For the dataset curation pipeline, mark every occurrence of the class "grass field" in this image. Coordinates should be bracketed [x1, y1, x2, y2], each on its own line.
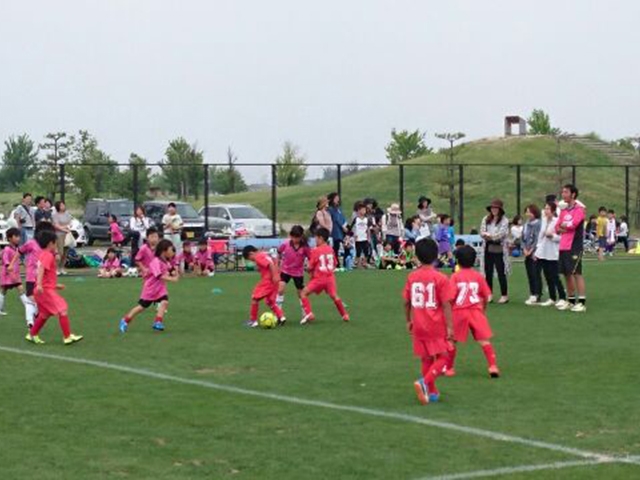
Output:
[1, 259, 640, 479]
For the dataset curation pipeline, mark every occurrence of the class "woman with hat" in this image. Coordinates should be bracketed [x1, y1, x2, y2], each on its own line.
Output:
[382, 203, 404, 253]
[480, 199, 511, 304]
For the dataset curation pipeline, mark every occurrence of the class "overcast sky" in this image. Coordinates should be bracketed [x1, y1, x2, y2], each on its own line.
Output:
[1, 0, 638, 182]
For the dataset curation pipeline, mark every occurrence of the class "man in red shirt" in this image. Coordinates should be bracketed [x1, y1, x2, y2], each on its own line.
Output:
[403, 238, 454, 405]
[299, 227, 349, 325]
[448, 245, 500, 378]
[242, 246, 286, 328]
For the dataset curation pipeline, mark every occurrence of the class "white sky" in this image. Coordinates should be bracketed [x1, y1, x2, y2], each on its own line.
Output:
[1, 0, 638, 182]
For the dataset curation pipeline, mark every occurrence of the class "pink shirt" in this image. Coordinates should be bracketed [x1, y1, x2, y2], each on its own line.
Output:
[141, 257, 170, 301]
[135, 244, 154, 269]
[556, 203, 585, 252]
[102, 257, 121, 270]
[19, 239, 41, 283]
[278, 241, 310, 277]
[194, 249, 213, 269]
[177, 250, 195, 266]
[110, 223, 125, 243]
[1, 245, 20, 286]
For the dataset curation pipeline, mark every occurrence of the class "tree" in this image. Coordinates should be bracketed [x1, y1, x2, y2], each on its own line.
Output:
[527, 109, 560, 135]
[435, 132, 466, 218]
[275, 142, 307, 187]
[0, 134, 39, 190]
[68, 130, 118, 203]
[161, 138, 204, 199]
[38, 132, 73, 198]
[213, 147, 248, 194]
[385, 129, 431, 164]
[115, 153, 152, 201]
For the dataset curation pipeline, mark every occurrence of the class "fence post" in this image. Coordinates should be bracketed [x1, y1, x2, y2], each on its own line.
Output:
[132, 163, 139, 207]
[271, 164, 277, 237]
[203, 164, 210, 233]
[571, 166, 577, 186]
[458, 165, 464, 235]
[336, 164, 342, 200]
[516, 165, 521, 216]
[625, 166, 630, 221]
[59, 162, 65, 203]
[399, 164, 405, 215]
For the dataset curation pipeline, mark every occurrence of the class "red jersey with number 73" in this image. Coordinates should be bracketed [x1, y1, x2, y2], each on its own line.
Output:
[308, 244, 336, 279]
[403, 266, 454, 340]
[450, 268, 492, 311]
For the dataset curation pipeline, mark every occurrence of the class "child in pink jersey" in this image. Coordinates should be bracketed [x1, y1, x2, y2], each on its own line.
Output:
[108, 214, 125, 247]
[0, 228, 30, 322]
[119, 239, 178, 333]
[176, 241, 195, 274]
[134, 227, 159, 275]
[193, 239, 215, 276]
[276, 225, 311, 309]
[98, 248, 123, 278]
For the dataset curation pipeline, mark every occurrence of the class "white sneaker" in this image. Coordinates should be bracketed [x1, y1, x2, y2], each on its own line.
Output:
[524, 296, 538, 306]
[555, 300, 571, 311]
[300, 312, 315, 325]
[570, 303, 587, 313]
[208, 271, 215, 277]
[0, 310, 7, 316]
[539, 299, 555, 307]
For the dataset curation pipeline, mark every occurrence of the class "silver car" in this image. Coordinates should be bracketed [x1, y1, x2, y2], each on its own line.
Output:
[199, 204, 279, 238]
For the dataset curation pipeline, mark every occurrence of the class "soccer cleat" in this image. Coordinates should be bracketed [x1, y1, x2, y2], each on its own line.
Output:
[444, 368, 456, 377]
[152, 321, 165, 331]
[25, 333, 45, 345]
[342, 314, 350, 322]
[0, 310, 7, 316]
[63, 334, 84, 345]
[428, 392, 440, 403]
[539, 299, 556, 307]
[489, 365, 501, 378]
[300, 312, 315, 325]
[277, 316, 287, 327]
[524, 296, 538, 306]
[119, 319, 128, 333]
[244, 320, 259, 328]
[555, 300, 571, 311]
[570, 303, 587, 313]
[413, 379, 429, 405]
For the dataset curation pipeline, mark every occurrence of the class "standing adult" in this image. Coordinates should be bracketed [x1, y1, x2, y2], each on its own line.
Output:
[129, 205, 151, 260]
[404, 216, 421, 242]
[34, 196, 52, 224]
[313, 196, 333, 236]
[556, 184, 586, 312]
[535, 200, 566, 308]
[382, 203, 404, 251]
[162, 202, 183, 251]
[15, 193, 35, 245]
[480, 199, 511, 304]
[52, 201, 73, 275]
[417, 196, 437, 238]
[327, 192, 346, 264]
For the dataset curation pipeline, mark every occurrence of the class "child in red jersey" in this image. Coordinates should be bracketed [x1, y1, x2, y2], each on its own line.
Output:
[403, 238, 454, 405]
[447, 245, 500, 378]
[242, 245, 286, 328]
[299, 227, 349, 325]
[120, 239, 178, 333]
[25, 230, 83, 345]
[194, 239, 215, 277]
[135, 227, 160, 275]
[0, 228, 30, 321]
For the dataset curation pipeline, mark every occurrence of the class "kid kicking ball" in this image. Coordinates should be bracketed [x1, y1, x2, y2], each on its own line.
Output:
[259, 312, 277, 329]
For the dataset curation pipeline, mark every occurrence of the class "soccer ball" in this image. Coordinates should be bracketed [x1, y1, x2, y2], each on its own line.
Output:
[126, 267, 139, 278]
[259, 312, 278, 329]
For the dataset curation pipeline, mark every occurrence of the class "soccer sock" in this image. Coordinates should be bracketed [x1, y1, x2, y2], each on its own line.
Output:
[25, 302, 36, 326]
[30, 313, 48, 336]
[424, 356, 448, 395]
[276, 294, 284, 304]
[333, 298, 347, 317]
[124, 315, 133, 323]
[0, 293, 5, 312]
[447, 345, 458, 370]
[579, 297, 586, 305]
[250, 302, 259, 321]
[568, 296, 576, 305]
[20, 293, 29, 307]
[58, 314, 71, 338]
[154, 315, 163, 324]
[301, 298, 312, 316]
[266, 300, 284, 319]
[481, 344, 497, 368]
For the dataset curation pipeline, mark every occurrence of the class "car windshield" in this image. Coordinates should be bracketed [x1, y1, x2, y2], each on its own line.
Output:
[228, 207, 266, 219]
[176, 204, 199, 219]
[110, 201, 134, 216]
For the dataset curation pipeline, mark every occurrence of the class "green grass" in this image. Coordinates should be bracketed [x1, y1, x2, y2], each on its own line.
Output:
[1, 259, 639, 479]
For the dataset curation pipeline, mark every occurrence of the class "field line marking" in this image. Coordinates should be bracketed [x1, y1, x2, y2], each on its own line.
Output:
[414, 458, 614, 480]
[2, 345, 639, 467]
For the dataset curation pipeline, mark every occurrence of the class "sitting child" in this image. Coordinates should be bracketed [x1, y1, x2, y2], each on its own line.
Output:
[342, 232, 355, 270]
[400, 239, 419, 269]
[98, 248, 123, 278]
[379, 240, 400, 270]
[177, 241, 195, 274]
[194, 239, 215, 277]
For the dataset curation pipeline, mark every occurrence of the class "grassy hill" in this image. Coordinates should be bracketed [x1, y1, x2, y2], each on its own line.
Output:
[218, 136, 638, 231]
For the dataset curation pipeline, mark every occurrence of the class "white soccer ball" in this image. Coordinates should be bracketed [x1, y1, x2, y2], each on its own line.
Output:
[126, 267, 139, 278]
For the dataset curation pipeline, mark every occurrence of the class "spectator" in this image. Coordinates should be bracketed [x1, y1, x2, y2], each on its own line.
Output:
[404, 216, 421, 242]
[522, 204, 542, 305]
[129, 205, 152, 260]
[15, 193, 35, 244]
[313, 196, 333, 235]
[163, 202, 184, 251]
[364, 198, 383, 258]
[535, 201, 566, 307]
[480, 199, 510, 304]
[34, 196, 51, 224]
[417, 196, 437, 236]
[606, 209, 617, 256]
[618, 215, 629, 252]
[382, 203, 403, 251]
[327, 192, 347, 264]
[509, 215, 523, 254]
[52, 201, 73, 276]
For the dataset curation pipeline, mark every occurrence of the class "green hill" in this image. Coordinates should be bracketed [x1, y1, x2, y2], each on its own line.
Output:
[219, 136, 637, 231]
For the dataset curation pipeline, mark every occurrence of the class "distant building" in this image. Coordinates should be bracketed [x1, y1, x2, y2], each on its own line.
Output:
[504, 116, 527, 136]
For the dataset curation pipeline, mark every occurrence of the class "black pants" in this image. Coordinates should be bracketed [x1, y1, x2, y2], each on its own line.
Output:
[537, 259, 566, 301]
[618, 236, 629, 251]
[484, 251, 508, 296]
[524, 256, 542, 298]
[332, 238, 342, 267]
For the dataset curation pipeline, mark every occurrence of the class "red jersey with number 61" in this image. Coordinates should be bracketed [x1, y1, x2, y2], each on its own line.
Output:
[308, 244, 336, 279]
[403, 266, 454, 340]
[450, 268, 492, 311]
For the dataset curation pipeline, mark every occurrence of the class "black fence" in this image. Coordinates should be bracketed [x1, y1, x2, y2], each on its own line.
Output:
[48, 162, 640, 236]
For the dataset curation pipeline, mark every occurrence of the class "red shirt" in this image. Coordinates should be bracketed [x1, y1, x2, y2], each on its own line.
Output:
[255, 252, 279, 283]
[403, 266, 453, 340]
[38, 250, 58, 290]
[308, 244, 337, 279]
[450, 268, 491, 311]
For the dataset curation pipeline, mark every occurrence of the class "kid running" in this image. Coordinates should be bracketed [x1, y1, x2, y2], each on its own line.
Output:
[119, 239, 178, 333]
[135, 227, 160, 275]
[242, 245, 286, 328]
[403, 238, 454, 405]
[276, 225, 310, 310]
[25, 230, 83, 345]
[300, 227, 349, 325]
[447, 245, 500, 378]
[0, 228, 30, 321]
